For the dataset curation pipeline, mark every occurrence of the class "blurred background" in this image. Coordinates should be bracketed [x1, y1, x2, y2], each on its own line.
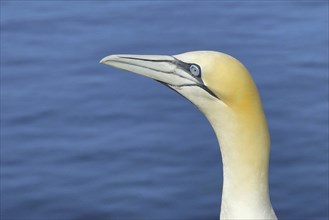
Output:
[1, 1, 328, 220]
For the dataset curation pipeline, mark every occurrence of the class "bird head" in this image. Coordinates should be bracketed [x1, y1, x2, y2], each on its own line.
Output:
[100, 51, 260, 115]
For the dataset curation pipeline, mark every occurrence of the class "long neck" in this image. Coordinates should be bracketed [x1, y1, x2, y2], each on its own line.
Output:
[203, 99, 277, 220]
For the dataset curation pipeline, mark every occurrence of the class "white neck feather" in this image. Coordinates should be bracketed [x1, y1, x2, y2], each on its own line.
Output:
[200, 100, 277, 220]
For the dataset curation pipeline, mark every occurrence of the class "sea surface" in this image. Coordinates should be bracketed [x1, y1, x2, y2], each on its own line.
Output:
[1, 1, 328, 220]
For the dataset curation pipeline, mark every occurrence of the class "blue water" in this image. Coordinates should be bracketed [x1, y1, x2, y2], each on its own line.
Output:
[1, 1, 328, 220]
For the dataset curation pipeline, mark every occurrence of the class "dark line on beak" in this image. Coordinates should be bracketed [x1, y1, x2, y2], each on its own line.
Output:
[158, 81, 220, 100]
[118, 56, 189, 71]
[179, 84, 220, 100]
[118, 56, 174, 63]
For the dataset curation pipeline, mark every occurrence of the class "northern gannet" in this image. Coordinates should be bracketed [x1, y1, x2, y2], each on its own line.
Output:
[100, 51, 277, 220]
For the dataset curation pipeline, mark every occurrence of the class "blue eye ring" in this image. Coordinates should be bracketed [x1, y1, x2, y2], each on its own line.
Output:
[189, 64, 201, 77]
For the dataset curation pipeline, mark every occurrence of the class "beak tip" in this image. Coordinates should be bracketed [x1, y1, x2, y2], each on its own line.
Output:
[100, 55, 120, 65]
[99, 57, 107, 64]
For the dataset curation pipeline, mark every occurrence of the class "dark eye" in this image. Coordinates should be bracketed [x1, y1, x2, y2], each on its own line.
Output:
[189, 64, 201, 77]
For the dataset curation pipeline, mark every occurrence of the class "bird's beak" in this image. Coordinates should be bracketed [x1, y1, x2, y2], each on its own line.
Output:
[99, 54, 198, 86]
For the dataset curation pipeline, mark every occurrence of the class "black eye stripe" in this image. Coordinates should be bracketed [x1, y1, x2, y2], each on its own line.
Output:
[173, 58, 202, 78]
